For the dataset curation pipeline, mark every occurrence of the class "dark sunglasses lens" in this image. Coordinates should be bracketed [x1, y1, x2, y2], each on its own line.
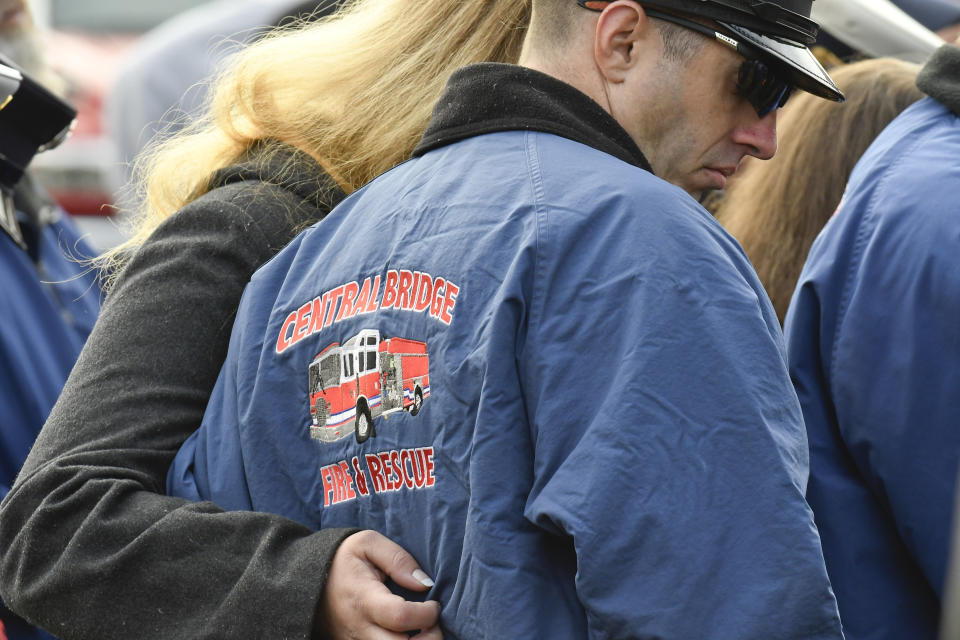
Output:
[738, 60, 791, 117]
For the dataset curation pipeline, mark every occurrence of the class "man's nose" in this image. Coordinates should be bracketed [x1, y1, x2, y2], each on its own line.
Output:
[733, 109, 778, 160]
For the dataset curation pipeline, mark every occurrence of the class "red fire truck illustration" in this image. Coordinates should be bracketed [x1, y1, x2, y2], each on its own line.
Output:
[308, 329, 430, 443]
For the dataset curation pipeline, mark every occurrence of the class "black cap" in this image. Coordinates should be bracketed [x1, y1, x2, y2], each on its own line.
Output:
[719, 20, 843, 101]
[639, 0, 843, 101]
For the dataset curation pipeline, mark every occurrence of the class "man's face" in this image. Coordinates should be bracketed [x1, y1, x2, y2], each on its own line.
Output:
[612, 33, 779, 199]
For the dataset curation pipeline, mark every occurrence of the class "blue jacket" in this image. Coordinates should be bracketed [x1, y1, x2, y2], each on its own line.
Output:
[785, 94, 960, 639]
[1, 201, 100, 499]
[169, 64, 842, 639]
[0, 190, 101, 639]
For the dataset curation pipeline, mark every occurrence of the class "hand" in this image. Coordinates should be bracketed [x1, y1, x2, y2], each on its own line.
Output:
[319, 530, 442, 639]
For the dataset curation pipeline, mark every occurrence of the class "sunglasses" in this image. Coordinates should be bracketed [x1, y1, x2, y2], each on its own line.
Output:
[577, 2, 794, 118]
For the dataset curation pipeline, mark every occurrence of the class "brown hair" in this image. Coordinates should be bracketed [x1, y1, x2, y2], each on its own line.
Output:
[715, 57, 924, 323]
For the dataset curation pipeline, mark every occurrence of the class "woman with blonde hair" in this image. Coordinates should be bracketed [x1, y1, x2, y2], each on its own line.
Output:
[0, 1, 529, 638]
[714, 57, 924, 324]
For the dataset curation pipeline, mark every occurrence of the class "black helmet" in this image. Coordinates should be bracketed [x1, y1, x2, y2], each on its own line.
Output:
[583, 0, 843, 102]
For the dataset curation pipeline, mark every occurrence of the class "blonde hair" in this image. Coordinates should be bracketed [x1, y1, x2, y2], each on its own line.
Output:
[107, 0, 530, 274]
[715, 57, 924, 324]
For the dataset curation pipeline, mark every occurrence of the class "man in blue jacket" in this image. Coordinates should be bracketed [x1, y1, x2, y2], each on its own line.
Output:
[0, 174, 100, 502]
[170, 1, 847, 637]
[785, 41, 960, 640]
[0, 172, 99, 640]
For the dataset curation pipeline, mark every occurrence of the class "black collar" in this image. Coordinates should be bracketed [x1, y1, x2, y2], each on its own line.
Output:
[208, 141, 346, 213]
[413, 63, 653, 173]
[917, 44, 960, 118]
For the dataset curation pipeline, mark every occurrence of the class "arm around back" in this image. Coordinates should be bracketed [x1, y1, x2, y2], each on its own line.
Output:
[0, 181, 357, 639]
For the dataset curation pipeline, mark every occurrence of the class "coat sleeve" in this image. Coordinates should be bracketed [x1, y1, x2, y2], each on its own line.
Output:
[816, 184, 960, 592]
[0, 189, 357, 640]
[166, 282, 262, 512]
[165, 360, 255, 511]
[520, 196, 842, 639]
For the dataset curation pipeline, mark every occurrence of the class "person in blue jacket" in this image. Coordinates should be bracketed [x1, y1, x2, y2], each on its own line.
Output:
[169, 0, 847, 636]
[0, 6, 100, 506]
[784, 42, 960, 640]
[0, 53, 101, 640]
[0, 175, 100, 501]
[0, 176, 99, 640]
[0, 13, 102, 635]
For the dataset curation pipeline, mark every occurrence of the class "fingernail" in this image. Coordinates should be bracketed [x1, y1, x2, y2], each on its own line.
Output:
[413, 569, 435, 587]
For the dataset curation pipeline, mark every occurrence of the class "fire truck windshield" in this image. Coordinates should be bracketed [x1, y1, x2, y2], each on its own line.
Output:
[310, 352, 341, 392]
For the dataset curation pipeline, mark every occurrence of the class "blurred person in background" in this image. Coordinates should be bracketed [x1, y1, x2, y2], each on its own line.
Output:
[0, 2, 100, 638]
[0, 1, 529, 638]
[815, 0, 960, 61]
[106, 0, 338, 203]
[895, 0, 960, 41]
[785, 40, 960, 639]
[714, 57, 924, 323]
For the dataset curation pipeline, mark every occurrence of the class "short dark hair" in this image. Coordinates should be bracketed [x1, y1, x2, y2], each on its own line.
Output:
[650, 15, 706, 63]
[530, 1, 705, 63]
[530, 0, 579, 44]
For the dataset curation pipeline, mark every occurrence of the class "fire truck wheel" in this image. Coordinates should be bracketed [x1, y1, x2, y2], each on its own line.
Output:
[409, 388, 424, 416]
[355, 403, 375, 444]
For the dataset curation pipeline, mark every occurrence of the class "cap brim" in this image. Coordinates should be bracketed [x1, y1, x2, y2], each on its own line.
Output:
[718, 21, 845, 102]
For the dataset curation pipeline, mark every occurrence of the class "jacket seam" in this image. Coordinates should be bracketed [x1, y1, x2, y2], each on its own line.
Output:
[525, 131, 548, 358]
[828, 129, 927, 386]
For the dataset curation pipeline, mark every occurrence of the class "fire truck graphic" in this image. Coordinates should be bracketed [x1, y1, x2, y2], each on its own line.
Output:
[308, 329, 430, 443]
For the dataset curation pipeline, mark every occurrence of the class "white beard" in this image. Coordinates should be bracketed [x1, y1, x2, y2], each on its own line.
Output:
[0, 21, 67, 97]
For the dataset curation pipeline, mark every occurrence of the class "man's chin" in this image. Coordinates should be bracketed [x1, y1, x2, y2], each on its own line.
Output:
[702, 167, 731, 192]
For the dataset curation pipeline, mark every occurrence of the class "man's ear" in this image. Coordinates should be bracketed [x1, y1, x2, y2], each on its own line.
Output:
[594, 1, 655, 82]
